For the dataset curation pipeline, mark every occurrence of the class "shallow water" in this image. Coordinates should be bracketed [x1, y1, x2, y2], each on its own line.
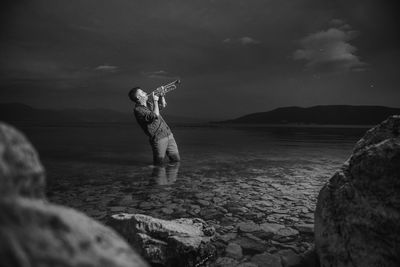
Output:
[20, 123, 368, 255]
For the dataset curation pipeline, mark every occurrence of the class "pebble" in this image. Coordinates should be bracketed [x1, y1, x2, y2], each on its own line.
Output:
[294, 223, 314, 234]
[237, 221, 260, 233]
[197, 200, 211, 206]
[161, 207, 174, 215]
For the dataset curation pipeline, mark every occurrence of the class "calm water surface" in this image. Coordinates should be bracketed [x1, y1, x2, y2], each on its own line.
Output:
[18, 123, 368, 224]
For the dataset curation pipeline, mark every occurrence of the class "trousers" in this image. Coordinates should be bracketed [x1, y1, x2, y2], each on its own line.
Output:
[150, 134, 180, 165]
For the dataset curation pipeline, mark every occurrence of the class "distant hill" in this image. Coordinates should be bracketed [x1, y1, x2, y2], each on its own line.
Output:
[0, 103, 203, 125]
[219, 105, 400, 125]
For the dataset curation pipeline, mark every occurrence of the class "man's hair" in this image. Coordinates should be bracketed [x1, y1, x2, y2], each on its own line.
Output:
[128, 87, 141, 103]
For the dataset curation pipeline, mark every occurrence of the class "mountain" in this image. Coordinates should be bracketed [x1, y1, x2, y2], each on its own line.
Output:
[0, 103, 203, 125]
[219, 105, 400, 125]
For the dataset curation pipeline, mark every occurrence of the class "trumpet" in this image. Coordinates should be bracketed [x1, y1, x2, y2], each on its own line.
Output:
[147, 79, 181, 97]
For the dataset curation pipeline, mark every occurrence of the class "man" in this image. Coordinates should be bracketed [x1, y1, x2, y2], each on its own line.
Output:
[128, 87, 180, 165]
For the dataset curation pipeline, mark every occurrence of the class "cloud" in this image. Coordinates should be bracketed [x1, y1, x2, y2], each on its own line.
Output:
[94, 64, 119, 72]
[293, 23, 367, 73]
[223, 36, 261, 45]
[142, 70, 176, 80]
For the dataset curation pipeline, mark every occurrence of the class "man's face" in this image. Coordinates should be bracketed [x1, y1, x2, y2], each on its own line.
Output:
[136, 89, 148, 102]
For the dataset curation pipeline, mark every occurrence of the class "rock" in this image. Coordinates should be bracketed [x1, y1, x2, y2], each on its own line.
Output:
[161, 207, 174, 215]
[353, 115, 400, 154]
[315, 116, 400, 267]
[294, 224, 314, 234]
[251, 252, 282, 267]
[275, 227, 299, 238]
[0, 123, 149, 267]
[236, 262, 258, 267]
[214, 257, 239, 267]
[110, 206, 126, 212]
[278, 249, 302, 267]
[219, 232, 238, 243]
[200, 208, 223, 220]
[225, 242, 243, 260]
[197, 199, 211, 206]
[298, 247, 320, 267]
[232, 236, 266, 255]
[138, 201, 153, 210]
[108, 213, 216, 267]
[237, 221, 261, 233]
[0, 197, 149, 267]
[0, 123, 46, 199]
[259, 222, 284, 236]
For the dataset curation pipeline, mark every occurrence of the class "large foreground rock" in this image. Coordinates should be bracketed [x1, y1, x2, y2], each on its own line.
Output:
[0, 197, 149, 267]
[315, 115, 400, 267]
[0, 123, 45, 199]
[0, 122, 148, 267]
[108, 213, 217, 267]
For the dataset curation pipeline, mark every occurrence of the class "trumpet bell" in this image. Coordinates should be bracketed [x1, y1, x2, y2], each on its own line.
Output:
[147, 79, 181, 97]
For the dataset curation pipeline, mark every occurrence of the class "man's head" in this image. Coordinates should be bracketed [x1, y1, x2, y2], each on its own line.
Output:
[128, 87, 148, 103]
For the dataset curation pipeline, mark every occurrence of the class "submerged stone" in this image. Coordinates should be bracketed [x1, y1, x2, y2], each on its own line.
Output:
[108, 213, 216, 267]
[225, 242, 243, 259]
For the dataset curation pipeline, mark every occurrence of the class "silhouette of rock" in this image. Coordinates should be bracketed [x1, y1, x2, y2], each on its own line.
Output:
[108, 213, 216, 267]
[0, 122, 149, 267]
[315, 115, 400, 267]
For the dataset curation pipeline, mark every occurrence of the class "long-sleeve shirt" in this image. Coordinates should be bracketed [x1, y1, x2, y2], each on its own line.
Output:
[134, 101, 172, 141]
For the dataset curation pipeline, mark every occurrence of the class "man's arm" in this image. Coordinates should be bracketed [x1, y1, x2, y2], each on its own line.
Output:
[135, 106, 157, 123]
[152, 92, 160, 116]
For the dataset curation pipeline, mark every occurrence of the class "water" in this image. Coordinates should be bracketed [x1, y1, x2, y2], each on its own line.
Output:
[19, 123, 368, 253]
[21, 123, 366, 176]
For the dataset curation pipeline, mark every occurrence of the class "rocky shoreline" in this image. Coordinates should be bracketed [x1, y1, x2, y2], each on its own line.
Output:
[47, 156, 328, 266]
[1, 115, 399, 267]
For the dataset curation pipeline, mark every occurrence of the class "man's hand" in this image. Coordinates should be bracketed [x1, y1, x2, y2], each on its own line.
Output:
[159, 93, 167, 109]
[152, 92, 159, 102]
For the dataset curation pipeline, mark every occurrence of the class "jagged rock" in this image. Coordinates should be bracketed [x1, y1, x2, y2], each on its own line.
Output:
[0, 195, 149, 267]
[108, 213, 216, 267]
[0, 123, 45, 199]
[0, 123, 149, 267]
[315, 115, 400, 267]
[353, 115, 400, 153]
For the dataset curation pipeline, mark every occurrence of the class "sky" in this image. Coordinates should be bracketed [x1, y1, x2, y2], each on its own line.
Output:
[1, 0, 399, 120]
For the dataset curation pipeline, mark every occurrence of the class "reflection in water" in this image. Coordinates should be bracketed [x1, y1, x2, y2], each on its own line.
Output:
[150, 162, 180, 185]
